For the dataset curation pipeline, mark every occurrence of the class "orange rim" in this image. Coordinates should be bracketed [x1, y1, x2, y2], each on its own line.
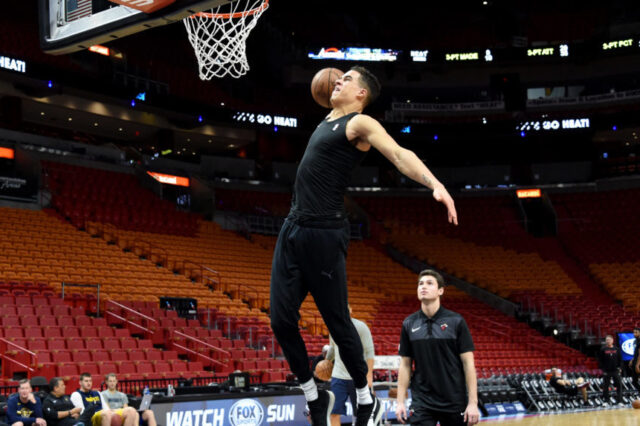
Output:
[192, 0, 269, 19]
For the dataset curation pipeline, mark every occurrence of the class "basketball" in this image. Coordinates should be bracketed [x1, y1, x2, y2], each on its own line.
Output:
[388, 387, 408, 398]
[314, 359, 334, 381]
[311, 68, 344, 108]
[632, 399, 640, 409]
[110, 414, 123, 426]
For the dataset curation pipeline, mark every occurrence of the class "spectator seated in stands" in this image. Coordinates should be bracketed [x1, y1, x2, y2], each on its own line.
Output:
[43, 378, 83, 426]
[548, 368, 588, 404]
[7, 379, 47, 426]
[70, 373, 117, 426]
[100, 374, 154, 426]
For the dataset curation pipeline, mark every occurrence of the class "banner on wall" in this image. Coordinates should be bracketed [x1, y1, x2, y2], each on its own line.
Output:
[150, 390, 411, 426]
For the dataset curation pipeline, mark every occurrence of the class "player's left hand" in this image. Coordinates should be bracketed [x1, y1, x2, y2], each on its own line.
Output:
[463, 403, 480, 425]
[432, 185, 458, 225]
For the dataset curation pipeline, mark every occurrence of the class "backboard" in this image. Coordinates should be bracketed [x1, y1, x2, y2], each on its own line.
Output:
[39, 0, 232, 55]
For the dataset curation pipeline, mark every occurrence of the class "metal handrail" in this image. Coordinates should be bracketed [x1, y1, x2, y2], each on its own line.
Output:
[177, 259, 204, 281]
[171, 341, 227, 368]
[464, 311, 560, 355]
[172, 330, 231, 357]
[106, 300, 158, 324]
[104, 310, 153, 334]
[0, 338, 36, 378]
[235, 283, 259, 304]
[202, 266, 221, 290]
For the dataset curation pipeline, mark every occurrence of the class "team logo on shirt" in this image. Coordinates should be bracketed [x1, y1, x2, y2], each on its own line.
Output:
[441, 323, 448, 331]
[17, 407, 34, 418]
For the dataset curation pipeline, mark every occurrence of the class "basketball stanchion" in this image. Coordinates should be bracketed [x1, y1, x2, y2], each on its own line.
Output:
[183, 0, 269, 79]
[373, 355, 403, 425]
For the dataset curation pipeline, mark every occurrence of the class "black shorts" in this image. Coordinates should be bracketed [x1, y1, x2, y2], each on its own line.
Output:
[409, 407, 467, 426]
[269, 215, 368, 387]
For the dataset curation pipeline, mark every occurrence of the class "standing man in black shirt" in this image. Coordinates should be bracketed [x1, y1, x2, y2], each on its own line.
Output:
[598, 334, 623, 404]
[395, 270, 478, 426]
[270, 67, 458, 426]
[42, 378, 83, 426]
[630, 327, 640, 390]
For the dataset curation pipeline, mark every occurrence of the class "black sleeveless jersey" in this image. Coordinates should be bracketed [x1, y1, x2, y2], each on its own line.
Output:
[290, 112, 366, 217]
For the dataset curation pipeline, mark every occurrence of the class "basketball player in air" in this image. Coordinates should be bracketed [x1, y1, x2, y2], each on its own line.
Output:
[270, 66, 458, 426]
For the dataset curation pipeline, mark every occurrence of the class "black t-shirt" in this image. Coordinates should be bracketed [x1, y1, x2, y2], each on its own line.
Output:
[598, 345, 622, 372]
[633, 338, 640, 363]
[399, 306, 475, 413]
[291, 112, 366, 218]
[549, 376, 563, 392]
[43, 393, 77, 426]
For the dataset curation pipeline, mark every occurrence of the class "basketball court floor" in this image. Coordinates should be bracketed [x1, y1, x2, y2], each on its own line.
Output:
[480, 408, 640, 426]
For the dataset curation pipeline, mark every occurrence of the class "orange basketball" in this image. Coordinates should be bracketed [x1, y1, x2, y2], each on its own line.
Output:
[111, 414, 123, 426]
[632, 399, 640, 409]
[311, 68, 344, 108]
[314, 359, 334, 381]
[388, 387, 408, 398]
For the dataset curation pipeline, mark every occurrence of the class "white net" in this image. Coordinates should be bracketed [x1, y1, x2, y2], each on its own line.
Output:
[183, 0, 269, 80]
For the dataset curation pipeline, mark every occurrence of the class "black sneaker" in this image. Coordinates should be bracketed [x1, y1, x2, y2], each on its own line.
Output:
[308, 389, 334, 426]
[369, 395, 383, 426]
[355, 394, 381, 426]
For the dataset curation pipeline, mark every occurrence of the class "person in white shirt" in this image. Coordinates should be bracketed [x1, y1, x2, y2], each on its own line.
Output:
[326, 305, 380, 426]
[101, 374, 155, 426]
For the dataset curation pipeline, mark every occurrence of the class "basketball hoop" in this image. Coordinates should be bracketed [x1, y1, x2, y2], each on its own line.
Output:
[184, 0, 269, 80]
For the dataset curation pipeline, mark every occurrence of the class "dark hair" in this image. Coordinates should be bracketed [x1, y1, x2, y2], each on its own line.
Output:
[105, 373, 117, 381]
[418, 269, 445, 288]
[79, 372, 92, 381]
[50, 377, 63, 390]
[18, 378, 30, 387]
[634, 327, 640, 332]
[350, 66, 381, 107]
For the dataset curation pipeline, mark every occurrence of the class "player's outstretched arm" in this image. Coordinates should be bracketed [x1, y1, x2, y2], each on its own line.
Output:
[349, 114, 458, 225]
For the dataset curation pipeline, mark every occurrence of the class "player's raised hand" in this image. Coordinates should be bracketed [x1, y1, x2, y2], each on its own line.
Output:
[432, 186, 458, 225]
